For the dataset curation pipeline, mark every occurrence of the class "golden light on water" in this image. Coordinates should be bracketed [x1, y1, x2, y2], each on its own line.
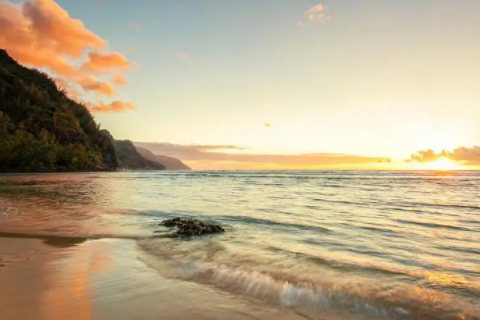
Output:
[424, 271, 466, 286]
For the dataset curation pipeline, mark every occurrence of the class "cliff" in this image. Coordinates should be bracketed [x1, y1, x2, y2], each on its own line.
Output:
[136, 147, 191, 170]
[0, 49, 118, 171]
[101, 130, 165, 170]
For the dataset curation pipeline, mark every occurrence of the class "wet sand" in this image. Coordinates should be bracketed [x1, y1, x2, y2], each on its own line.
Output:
[0, 235, 305, 320]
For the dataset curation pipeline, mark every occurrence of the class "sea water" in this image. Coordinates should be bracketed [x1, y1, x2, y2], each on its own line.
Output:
[0, 171, 479, 320]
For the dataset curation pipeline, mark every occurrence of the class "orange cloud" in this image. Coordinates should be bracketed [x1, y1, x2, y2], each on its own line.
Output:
[81, 52, 131, 73]
[0, 0, 134, 112]
[407, 146, 480, 166]
[448, 147, 480, 166]
[135, 143, 247, 155]
[0, 0, 105, 72]
[112, 75, 127, 86]
[135, 142, 391, 169]
[88, 101, 135, 113]
[78, 76, 115, 96]
[407, 149, 440, 163]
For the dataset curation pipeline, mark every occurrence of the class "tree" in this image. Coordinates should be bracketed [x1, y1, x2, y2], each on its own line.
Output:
[0, 49, 118, 172]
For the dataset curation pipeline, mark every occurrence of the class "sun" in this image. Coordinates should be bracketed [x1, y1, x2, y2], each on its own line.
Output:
[424, 158, 463, 171]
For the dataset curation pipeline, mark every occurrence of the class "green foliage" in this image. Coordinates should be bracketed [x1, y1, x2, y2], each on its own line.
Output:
[0, 49, 118, 172]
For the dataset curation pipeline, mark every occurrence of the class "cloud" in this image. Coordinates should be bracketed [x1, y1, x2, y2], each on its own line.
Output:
[135, 142, 391, 169]
[176, 52, 189, 60]
[300, 3, 331, 25]
[448, 147, 480, 166]
[135, 143, 247, 157]
[407, 149, 440, 163]
[129, 21, 141, 32]
[77, 76, 115, 96]
[81, 52, 131, 73]
[407, 146, 480, 166]
[0, 0, 105, 66]
[87, 101, 135, 113]
[263, 123, 272, 128]
[0, 0, 134, 112]
[112, 75, 127, 86]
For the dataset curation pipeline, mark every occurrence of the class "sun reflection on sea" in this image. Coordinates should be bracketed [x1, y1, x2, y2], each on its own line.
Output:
[424, 271, 466, 286]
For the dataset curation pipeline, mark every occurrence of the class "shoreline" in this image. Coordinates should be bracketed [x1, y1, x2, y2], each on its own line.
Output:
[1, 171, 479, 320]
[0, 234, 306, 320]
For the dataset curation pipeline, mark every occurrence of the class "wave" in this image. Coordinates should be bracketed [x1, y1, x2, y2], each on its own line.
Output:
[217, 215, 333, 234]
[458, 219, 480, 225]
[138, 238, 480, 320]
[348, 224, 400, 235]
[396, 201, 480, 212]
[394, 219, 471, 231]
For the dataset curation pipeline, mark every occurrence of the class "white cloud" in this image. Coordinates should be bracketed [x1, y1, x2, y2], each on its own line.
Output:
[300, 3, 331, 25]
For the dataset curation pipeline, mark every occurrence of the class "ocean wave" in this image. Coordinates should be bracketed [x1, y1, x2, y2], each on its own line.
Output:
[394, 219, 472, 232]
[398, 201, 480, 212]
[138, 238, 480, 320]
[217, 215, 333, 234]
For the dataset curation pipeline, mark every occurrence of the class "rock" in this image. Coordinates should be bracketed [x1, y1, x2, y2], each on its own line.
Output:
[160, 217, 225, 237]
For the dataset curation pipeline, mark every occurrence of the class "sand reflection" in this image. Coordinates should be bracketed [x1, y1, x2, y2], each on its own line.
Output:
[40, 240, 115, 320]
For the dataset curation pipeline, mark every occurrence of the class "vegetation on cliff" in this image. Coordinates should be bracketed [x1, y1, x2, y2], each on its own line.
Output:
[0, 49, 118, 172]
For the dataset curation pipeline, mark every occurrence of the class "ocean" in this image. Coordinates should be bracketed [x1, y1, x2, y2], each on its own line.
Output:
[0, 171, 479, 320]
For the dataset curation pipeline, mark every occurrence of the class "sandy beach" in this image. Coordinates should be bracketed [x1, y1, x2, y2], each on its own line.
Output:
[0, 235, 305, 320]
[1, 172, 479, 320]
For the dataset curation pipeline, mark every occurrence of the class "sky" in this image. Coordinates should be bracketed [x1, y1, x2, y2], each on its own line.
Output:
[1, 0, 480, 170]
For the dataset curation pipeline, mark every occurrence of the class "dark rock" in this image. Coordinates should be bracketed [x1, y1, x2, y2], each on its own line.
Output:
[160, 217, 225, 237]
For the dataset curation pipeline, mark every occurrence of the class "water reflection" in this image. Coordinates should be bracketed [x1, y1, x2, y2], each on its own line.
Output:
[40, 240, 115, 320]
[424, 271, 466, 287]
[1, 171, 479, 319]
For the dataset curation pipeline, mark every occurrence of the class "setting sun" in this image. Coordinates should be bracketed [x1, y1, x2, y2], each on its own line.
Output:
[423, 158, 464, 171]
[1, 1, 480, 320]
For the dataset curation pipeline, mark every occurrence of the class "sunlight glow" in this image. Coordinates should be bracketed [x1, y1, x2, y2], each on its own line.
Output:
[423, 158, 464, 171]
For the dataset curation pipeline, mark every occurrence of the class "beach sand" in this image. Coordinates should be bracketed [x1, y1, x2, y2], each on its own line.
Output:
[0, 235, 305, 320]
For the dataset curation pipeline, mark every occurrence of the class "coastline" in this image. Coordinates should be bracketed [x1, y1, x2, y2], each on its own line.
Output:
[1, 171, 479, 320]
[0, 234, 305, 320]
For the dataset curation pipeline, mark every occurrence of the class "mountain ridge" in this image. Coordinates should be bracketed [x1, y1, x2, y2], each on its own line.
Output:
[136, 146, 191, 170]
[101, 130, 165, 170]
[0, 48, 118, 172]
[0, 48, 190, 172]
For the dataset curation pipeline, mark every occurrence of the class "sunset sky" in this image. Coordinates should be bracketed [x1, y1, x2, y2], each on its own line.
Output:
[1, 0, 480, 170]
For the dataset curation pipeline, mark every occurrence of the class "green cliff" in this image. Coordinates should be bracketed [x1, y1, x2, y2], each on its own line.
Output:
[0, 49, 118, 172]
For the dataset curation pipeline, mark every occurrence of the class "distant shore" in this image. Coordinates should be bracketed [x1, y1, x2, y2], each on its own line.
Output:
[0, 167, 169, 174]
